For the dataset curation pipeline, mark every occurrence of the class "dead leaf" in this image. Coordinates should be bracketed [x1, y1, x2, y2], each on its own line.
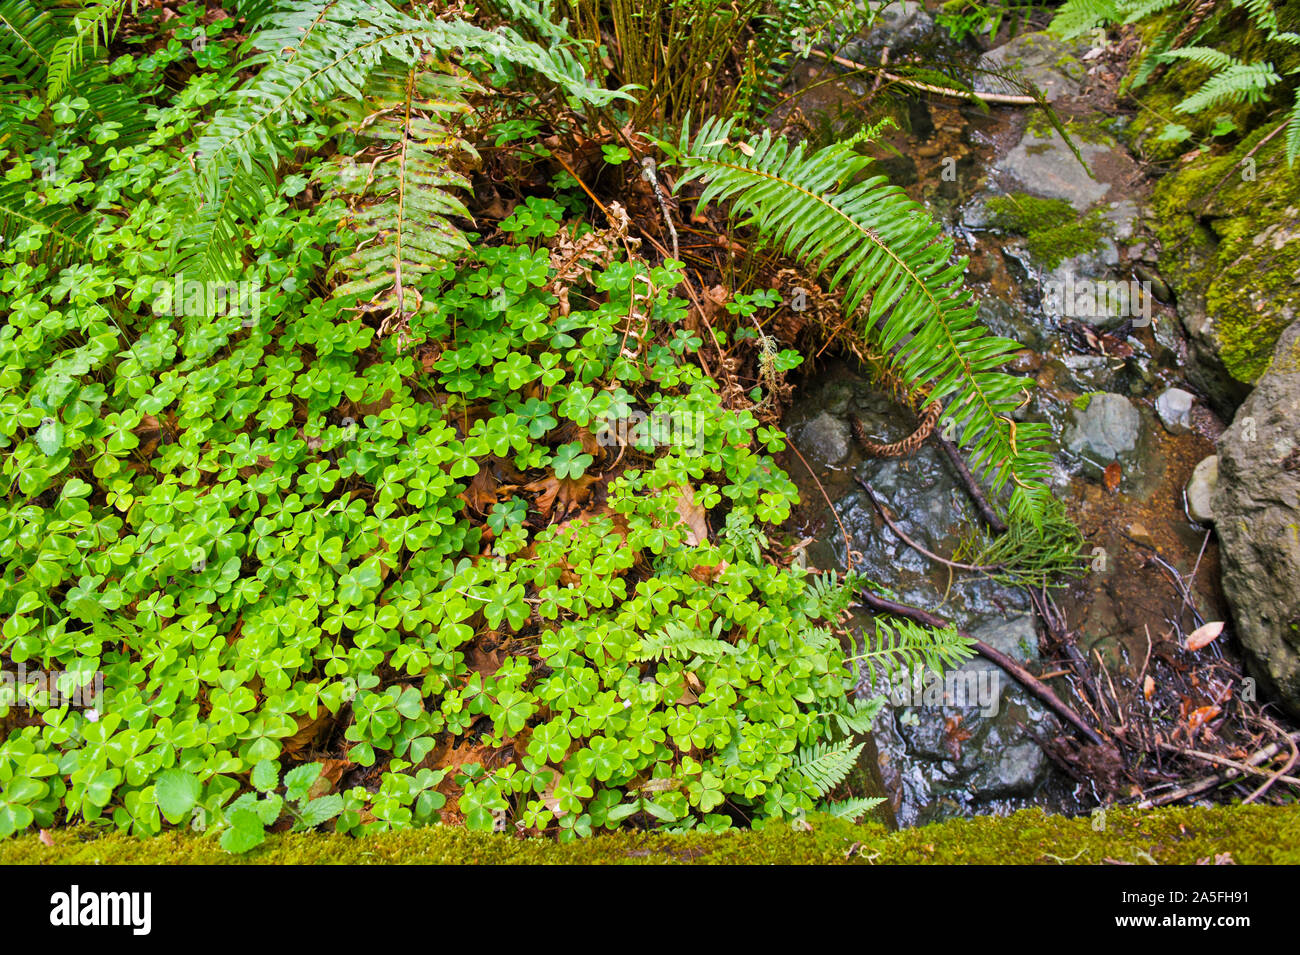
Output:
[1186, 621, 1224, 651]
[1143, 675, 1155, 700]
[1103, 461, 1122, 493]
[1187, 704, 1221, 733]
[526, 472, 598, 519]
[282, 710, 331, 755]
[39, 829, 53, 847]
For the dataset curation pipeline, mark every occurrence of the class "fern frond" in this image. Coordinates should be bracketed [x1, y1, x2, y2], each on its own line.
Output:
[1118, 0, 1181, 23]
[1226, 0, 1280, 35]
[661, 118, 1052, 509]
[1049, 0, 1120, 38]
[172, 0, 629, 280]
[47, 0, 137, 102]
[850, 616, 975, 684]
[0, 0, 63, 87]
[1174, 61, 1281, 113]
[327, 64, 478, 320]
[0, 181, 94, 268]
[1286, 87, 1300, 166]
[1157, 45, 1241, 70]
[833, 694, 885, 734]
[632, 620, 734, 662]
[782, 739, 863, 798]
[822, 796, 883, 821]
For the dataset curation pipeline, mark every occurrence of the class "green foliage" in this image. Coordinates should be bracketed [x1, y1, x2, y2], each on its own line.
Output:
[850, 617, 976, 684]
[660, 118, 1054, 522]
[1051, 0, 1300, 163]
[985, 192, 1109, 269]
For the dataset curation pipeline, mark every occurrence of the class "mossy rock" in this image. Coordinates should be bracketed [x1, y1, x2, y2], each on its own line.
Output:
[3, 805, 1300, 864]
[985, 193, 1109, 269]
[1148, 126, 1300, 398]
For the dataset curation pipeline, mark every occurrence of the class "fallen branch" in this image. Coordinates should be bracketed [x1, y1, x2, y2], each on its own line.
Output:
[811, 49, 1039, 106]
[855, 477, 1002, 574]
[933, 433, 1008, 534]
[1137, 731, 1300, 808]
[856, 588, 1106, 746]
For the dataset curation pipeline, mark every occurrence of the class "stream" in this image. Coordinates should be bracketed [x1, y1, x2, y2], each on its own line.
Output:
[778, 8, 1231, 827]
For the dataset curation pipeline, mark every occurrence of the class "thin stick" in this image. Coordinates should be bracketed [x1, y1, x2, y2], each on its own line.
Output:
[856, 588, 1106, 746]
[811, 49, 1039, 106]
[792, 444, 856, 572]
[1137, 731, 1300, 808]
[1244, 730, 1300, 804]
[855, 477, 1001, 573]
[932, 433, 1008, 534]
[1156, 741, 1300, 788]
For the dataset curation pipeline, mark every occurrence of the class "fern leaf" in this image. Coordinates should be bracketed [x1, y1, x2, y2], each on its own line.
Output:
[782, 739, 863, 798]
[851, 616, 975, 684]
[1049, 0, 1121, 38]
[328, 64, 479, 321]
[1157, 46, 1241, 70]
[1175, 61, 1281, 113]
[823, 796, 883, 821]
[1287, 88, 1300, 166]
[172, 0, 630, 281]
[833, 694, 885, 734]
[661, 119, 1051, 507]
[631, 620, 734, 662]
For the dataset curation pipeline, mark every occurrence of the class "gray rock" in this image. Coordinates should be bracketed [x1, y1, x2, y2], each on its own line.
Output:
[854, 1, 935, 53]
[1066, 392, 1141, 460]
[976, 30, 1089, 103]
[1186, 455, 1217, 523]
[795, 411, 850, 466]
[1155, 387, 1195, 434]
[997, 128, 1112, 211]
[1214, 320, 1300, 713]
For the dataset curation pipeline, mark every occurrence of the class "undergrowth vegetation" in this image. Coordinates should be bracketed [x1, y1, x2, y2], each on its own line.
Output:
[0, 0, 1066, 851]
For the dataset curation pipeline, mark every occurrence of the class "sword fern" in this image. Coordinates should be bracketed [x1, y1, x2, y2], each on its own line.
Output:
[660, 118, 1054, 520]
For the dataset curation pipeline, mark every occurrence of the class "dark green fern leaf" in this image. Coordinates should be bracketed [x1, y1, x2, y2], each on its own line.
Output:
[661, 118, 1053, 514]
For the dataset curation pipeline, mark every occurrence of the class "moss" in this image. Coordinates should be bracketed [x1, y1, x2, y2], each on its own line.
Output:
[985, 193, 1109, 269]
[1148, 123, 1300, 385]
[3, 805, 1299, 864]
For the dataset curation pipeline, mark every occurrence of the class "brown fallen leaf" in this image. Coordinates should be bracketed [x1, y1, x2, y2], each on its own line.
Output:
[1143, 675, 1155, 701]
[39, 829, 53, 847]
[1103, 461, 1122, 493]
[1185, 621, 1225, 651]
[525, 471, 598, 519]
[1187, 704, 1221, 733]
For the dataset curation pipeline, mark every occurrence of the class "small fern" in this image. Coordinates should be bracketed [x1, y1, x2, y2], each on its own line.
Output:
[823, 796, 884, 821]
[850, 615, 976, 684]
[327, 64, 480, 328]
[782, 739, 864, 798]
[631, 619, 734, 662]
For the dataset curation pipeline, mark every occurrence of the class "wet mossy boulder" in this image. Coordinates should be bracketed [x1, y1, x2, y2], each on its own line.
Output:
[1149, 127, 1300, 413]
[1215, 319, 1300, 715]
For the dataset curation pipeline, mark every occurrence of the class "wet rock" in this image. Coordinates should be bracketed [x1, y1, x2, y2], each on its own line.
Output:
[1214, 320, 1300, 714]
[1155, 387, 1195, 434]
[1149, 133, 1300, 414]
[853, 1, 935, 53]
[1065, 392, 1141, 461]
[997, 128, 1112, 210]
[794, 411, 850, 466]
[976, 30, 1089, 102]
[1186, 455, 1217, 523]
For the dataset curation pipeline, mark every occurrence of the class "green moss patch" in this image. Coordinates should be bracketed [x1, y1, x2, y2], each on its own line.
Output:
[4, 804, 1298, 865]
[986, 193, 1108, 268]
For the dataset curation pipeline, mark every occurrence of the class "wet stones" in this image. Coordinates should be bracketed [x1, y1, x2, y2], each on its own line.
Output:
[1154, 387, 1195, 434]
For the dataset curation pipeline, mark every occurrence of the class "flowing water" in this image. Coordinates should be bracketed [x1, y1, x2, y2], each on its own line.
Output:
[779, 17, 1230, 826]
